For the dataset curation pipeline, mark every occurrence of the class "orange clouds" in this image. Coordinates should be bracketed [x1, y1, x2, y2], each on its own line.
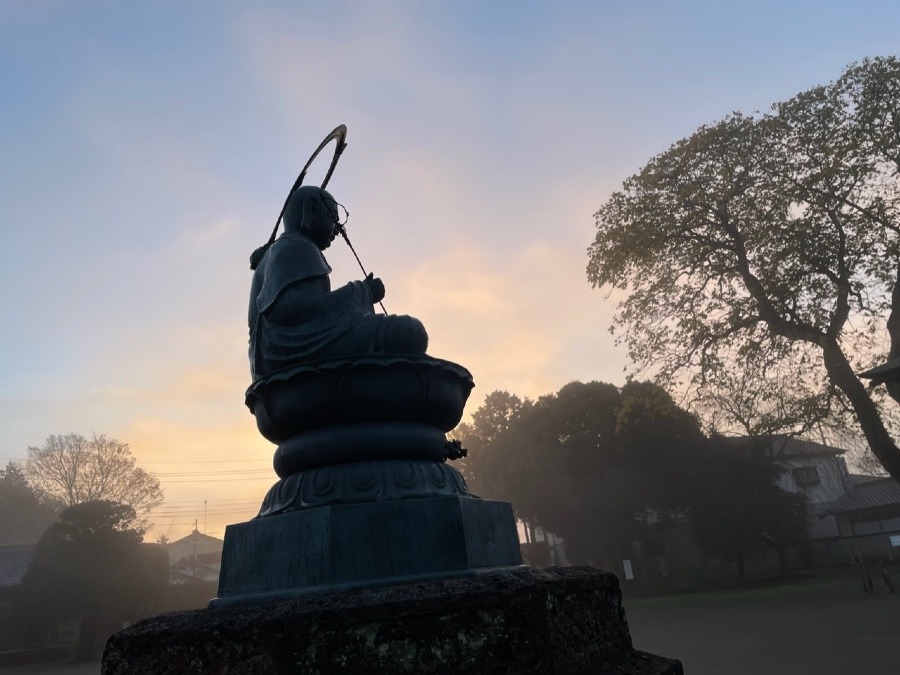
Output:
[391, 240, 624, 410]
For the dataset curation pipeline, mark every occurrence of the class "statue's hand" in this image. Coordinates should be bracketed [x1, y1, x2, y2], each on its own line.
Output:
[364, 273, 385, 304]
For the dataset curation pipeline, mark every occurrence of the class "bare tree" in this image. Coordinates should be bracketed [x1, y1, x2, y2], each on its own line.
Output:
[26, 433, 164, 517]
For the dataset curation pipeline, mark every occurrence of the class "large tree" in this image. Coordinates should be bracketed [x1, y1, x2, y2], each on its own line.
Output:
[688, 438, 809, 581]
[454, 390, 529, 494]
[17, 500, 168, 659]
[587, 56, 900, 479]
[0, 461, 60, 544]
[26, 433, 164, 517]
[466, 381, 708, 568]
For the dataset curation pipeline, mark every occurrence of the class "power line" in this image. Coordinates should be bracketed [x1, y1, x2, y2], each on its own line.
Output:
[154, 470, 272, 477]
[156, 498, 261, 505]
[151, 510, 255, 516]
[149, 500, 261, 509]
[2, 460, 274, 479]
[159, 477, 275, 483]
[153, 506, 257, 512]
[149, 502, 261, 510]
[139, 459, 272, 465]
[2, 457, 272, 465]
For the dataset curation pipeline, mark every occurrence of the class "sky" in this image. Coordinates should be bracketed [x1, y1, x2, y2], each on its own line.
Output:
[2, 0, 899, 540]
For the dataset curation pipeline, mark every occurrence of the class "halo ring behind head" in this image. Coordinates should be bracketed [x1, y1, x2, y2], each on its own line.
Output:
[279, 124, 348, 230]
[250, 124, 348, 270]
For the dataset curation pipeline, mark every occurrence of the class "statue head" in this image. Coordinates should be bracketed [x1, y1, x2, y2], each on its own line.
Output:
[283, 185, 341, 250]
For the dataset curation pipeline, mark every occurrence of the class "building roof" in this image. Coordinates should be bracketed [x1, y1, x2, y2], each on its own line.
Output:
[167, 530, 223, 548]
[821, 477, 900, 515]
[721, 434, 846, 458]
[170, 559, 220, 584]
[858, 356, 900, 383]
[849, 473, 887, 486]
[0, 543, 36, 588]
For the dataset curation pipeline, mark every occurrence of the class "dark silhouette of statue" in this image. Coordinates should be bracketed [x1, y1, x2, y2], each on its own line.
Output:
[107, 126, 676, 675]
[241, 124, 476, 499]
[248, 185, 428, 381]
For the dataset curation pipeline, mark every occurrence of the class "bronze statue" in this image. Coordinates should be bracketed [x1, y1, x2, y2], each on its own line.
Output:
[210, 123, 521, 612]
[248, 184, 428, 381]
[242, 125, 471, 477]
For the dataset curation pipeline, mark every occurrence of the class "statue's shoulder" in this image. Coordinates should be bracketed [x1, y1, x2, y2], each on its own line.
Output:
[267, 232, 329, 263]
[256, 233, 333, 313]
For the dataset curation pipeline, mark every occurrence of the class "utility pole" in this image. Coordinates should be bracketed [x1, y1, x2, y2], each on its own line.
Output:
[193, 519, 198, 579]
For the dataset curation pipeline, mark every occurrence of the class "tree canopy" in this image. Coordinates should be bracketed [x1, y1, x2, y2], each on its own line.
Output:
[688, 437, 809, 580]
[462, 383, 811, 578]
[588, 56, 900, 479]
[454, 390, 530, 494]
[0, 461, 60, 544]
[26, 433, 164, 517]
[461, 381, 709, 568]
[18, 500, 168, 659]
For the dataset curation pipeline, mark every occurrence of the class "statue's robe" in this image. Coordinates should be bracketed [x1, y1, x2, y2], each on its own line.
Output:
[249, 232, 427, 381]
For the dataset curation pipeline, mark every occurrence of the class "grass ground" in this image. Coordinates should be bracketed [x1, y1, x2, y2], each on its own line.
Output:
[625, 568, 900, 674]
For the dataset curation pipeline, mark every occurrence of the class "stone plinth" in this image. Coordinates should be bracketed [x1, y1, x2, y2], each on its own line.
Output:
[102, 566, 682, 674]
[212, 495, 522, 607]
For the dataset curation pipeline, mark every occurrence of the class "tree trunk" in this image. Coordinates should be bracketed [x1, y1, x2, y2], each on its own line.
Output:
[885, 267, 900, 405]
[821, 337, 900, 481]
[74, 613, 98, 662]
[774, 544, 789, 578]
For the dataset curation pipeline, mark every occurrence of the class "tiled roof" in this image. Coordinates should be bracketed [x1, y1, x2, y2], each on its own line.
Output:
[821, 478, 900, 515]
[721, 434, 846, 457]
[171, 562, 220, 584]
[168, 530, 224, 548]
[0, 543, 36, 587]
[858, 356, 900, 381]
[849, 473, 887, 486]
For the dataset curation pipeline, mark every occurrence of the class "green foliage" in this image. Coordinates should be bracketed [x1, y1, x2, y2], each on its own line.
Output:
[688, 439, 809, 578]
[466, 381, 707, 567]
[587, 56, 900, 478]
[466, 383, 812, 575]
[18, 500, 168, 656]
[0, 461, 60, 544]
[454, 390, 530, 494]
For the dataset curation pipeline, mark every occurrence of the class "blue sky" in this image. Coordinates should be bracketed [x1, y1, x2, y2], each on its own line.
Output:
[2, 1, 898, 538]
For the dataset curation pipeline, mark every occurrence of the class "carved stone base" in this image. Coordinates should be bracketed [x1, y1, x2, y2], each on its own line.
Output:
[246, 356, 475, 446]
[273, 422, 454, 475]
[259, 459, 470, 515]
[103, 567, 683, 674]
[259, 460, 468, 517]
[212, 495, 522, 608]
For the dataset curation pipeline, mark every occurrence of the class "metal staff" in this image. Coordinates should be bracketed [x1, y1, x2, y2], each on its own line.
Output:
[338, 223, 387, 315]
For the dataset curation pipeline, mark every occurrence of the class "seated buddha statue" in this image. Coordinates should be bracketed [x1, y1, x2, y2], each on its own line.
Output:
[248, 185, 428, 381]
